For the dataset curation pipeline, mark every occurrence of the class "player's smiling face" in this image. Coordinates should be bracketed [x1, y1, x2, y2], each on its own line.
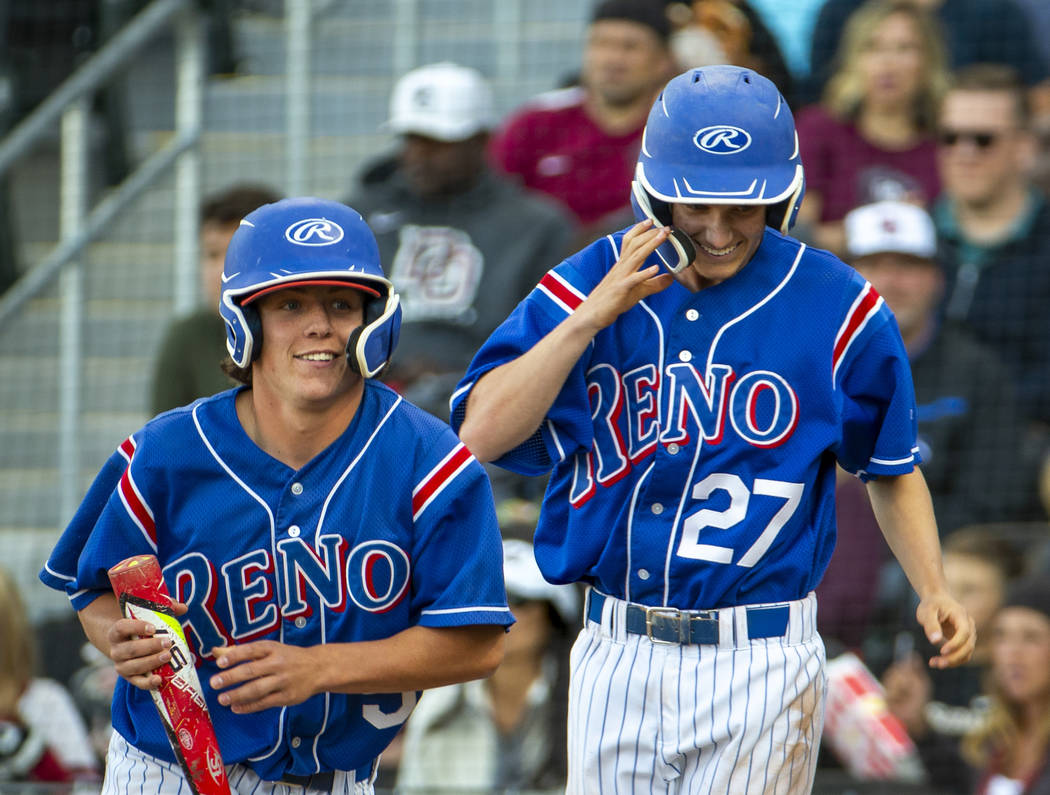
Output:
[252, 284, 365, 407]
[670, 203, 767, 290]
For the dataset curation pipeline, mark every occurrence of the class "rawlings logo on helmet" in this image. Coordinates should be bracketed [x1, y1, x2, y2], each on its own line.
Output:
[285, 218, 345, 246]
[693, 125, 752, 155]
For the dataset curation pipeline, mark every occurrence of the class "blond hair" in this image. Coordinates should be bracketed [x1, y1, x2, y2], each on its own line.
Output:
[0, 567, 37, 710]
[822, 0, 949, 132]
[962, 677, 1050, 771]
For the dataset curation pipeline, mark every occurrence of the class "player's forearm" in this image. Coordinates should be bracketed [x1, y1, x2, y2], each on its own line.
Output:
[315, 624, 505, 695]
[459, 311, 601, 461]
[866, 469, 948, 601]
[76, 592, 123, 657]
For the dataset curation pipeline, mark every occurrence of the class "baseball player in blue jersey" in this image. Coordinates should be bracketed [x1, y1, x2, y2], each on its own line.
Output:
[452, 65, 976, 794]
[39, 197, 513, 794]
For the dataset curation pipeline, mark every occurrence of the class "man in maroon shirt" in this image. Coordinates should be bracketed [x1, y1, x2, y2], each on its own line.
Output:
[490, 0, 675, 236]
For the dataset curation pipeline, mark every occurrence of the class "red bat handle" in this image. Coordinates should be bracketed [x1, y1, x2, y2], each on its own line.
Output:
[109, 554, 233, 795]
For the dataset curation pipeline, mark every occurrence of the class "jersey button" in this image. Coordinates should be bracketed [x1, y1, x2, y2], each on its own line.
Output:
[291, 482, 304, 495]
[294, 617, 307, 629]
[288, 525, 301, 538]
[637, 568, 650, 580]
[651, 503, 663, 515]
[678, 350, 692, 362]
[291, 736, 301, 749]
[667, 443, 680, 455]
[686, 309, 699, 321]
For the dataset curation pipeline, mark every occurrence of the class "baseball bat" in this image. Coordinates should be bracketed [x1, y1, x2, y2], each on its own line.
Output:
[108, 554, 232, 795]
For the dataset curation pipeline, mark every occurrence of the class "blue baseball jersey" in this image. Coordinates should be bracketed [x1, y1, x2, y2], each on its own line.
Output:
[451, 227, 919, 610]
[40, 380, 513, 780]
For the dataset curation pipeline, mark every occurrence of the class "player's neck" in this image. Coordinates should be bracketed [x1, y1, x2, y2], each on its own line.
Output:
[953, 181, 1030, 246]
[584, 91, 653, 135]
[236, 383, 364, 470]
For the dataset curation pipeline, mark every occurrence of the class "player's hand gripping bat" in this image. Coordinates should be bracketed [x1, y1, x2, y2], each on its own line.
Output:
[109, 555, 232, 795]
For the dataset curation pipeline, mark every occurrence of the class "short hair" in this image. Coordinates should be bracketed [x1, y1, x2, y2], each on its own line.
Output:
[200, 184, 282, 227]
[591, 0, 671, 43]
[946, 63, 1031, 128]
[823, 0, 949, 133]
[943, 526, 1026, 581]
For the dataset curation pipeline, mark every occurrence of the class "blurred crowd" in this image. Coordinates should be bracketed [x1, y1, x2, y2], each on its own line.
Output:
[5, 0, 1050, 792]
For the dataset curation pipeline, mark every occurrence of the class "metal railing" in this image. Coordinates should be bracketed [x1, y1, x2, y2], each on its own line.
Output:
[0, 0, 204, 521]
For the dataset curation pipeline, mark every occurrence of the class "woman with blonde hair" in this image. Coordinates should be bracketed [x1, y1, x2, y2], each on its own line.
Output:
[795, 0, 950, 253]
[0, 567, 99, 782]
[964, 576, 1050, 794]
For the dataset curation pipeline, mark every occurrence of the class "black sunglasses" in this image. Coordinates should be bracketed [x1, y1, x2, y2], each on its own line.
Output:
[938, 130, 1002, 149]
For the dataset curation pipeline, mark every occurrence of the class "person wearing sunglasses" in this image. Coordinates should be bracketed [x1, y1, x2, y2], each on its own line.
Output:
[934, 63, 1050, 466]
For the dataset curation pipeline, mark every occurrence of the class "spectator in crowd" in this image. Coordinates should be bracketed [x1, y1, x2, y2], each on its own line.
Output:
[934, 64, 1050, 434]
[489, 0, 675, 237]
[0, 567, 99, 783]
[815, 200, 1028, 654]
[882, 529, 1025, 792]
[806, 0, 1050, 111]
[847, 200, 1032, 530]
[150, 183, 281, 415]
[347, 62, 573, 423]
[795, 0, 948, 254]
[396, 537, 579, 792]
[663, 0, 796, 106]
[962, 576, 1050, 793]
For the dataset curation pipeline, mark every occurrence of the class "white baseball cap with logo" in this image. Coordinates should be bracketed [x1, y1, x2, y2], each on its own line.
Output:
[385, 62, 495, 142]
[502, 539, 580, 626]
[843, 200, 938, 260]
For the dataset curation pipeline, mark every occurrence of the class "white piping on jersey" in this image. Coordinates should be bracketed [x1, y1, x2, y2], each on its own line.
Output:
[659, 242, 806, 603]
[624, 461, 656, 602]
[704, 244, 805, 374]
[869, 446, 920, 467]
[66, 586, 92, 603]
[311, 395, 400, 772]
[609, 233, 669, 604]
[318, 396, 401, 539]
[548, 419, 567, 462]
[192, 404, 288, 765]
[774, 93, 782, 119]
[422, 605, 510, 615]
[45, 562, 75, 582]
[450, 380, 473, 408]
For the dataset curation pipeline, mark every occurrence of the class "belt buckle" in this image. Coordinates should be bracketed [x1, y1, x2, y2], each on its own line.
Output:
[645, 606, 685, 644]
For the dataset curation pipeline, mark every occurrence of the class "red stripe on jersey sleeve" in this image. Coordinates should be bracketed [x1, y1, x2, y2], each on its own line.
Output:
[119, 465, 156, 547]
[118, 435, 136, 463]
[412, 443, 473, 519]
[539, 272, 584, 311]
[832, 285, 880, 372]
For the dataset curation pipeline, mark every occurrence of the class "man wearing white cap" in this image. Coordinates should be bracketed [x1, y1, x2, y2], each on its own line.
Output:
[818, 200, 1032, 657]
[346, 62, 573, 420]
[842, 200, 1031, 533]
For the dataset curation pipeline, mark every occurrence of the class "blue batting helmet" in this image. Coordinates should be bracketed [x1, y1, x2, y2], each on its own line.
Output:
[631, 65, 805, 273]
[220, 197, 401, 378]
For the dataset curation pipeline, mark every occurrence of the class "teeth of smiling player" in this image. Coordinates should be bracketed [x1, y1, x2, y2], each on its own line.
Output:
[700, 242, 739, 256]
[299, 353, 335, 361]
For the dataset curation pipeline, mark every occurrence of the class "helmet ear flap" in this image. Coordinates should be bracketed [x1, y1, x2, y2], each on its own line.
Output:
[345, 292, 402, 378]
[629, 180, 696, 274]
[244, 305, 262, 362]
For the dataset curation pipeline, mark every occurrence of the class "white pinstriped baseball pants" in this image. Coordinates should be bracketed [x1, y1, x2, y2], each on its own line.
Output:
[102, 732, 376, 795]
[567, 590, 826, 794]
